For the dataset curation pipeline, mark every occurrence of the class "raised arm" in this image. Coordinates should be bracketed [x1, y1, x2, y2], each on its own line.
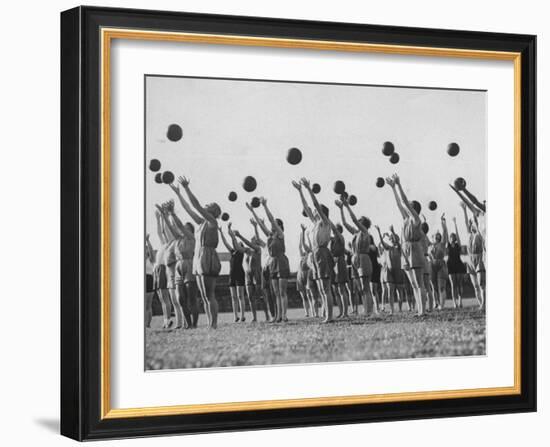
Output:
[235, 229, 261, 252]
[375, 225, 391, 250]
[390, 225, 403, 252]
[460, 202, 471, 234]
[155, 210, 167, 245]
[145, 234, 155, 264]
[156, 204, 176, 242]
[246, 203, 270, 237]
[335, 200, 357, 235]
[249, 219, 266, 247]
[298, 224, 307, 257]
[178, 176, 216, 224]
[392, 174, 420, 223]
[461, 186, 486, 213]
[452, 216, 462, 246]
[342, 199, 369, 234]
[450, 184, 479, 216]
[292, 180, 315, 222]
[260, 197, 283, 238]
[169, 183, 204, 225]
[441, 214, 449, 245]
[167, 210, 193, 240]
[218, 226, 233, 252]
[227, 223, 246, 253]
[385, 177, 408, 220]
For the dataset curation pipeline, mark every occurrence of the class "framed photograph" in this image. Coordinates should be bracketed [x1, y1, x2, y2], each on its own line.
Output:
[60, 6, 536, 441]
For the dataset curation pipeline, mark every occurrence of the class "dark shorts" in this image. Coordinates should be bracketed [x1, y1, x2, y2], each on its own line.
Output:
[431, 259, 449, 282]
[313, 246, 334, 280]
[261, 266, 271, 290]
[382, 267, 404, 284]
[333, 255, 349, 284]
[196, 246, 221, 277]
[146, 273, 154, 293]
[269, 254, 290, 279]
[153, 264, 167, 290]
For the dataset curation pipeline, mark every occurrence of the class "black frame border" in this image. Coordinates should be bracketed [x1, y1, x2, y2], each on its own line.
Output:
[61, 6, 536, 441]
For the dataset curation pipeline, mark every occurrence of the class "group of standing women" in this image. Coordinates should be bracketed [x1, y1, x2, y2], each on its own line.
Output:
[144, 173, 486, 329]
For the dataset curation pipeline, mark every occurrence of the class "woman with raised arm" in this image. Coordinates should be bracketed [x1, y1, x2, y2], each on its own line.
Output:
[294, 178, 336, 323]
[177, 176, 221, 329]
[164, 203, 198, 328]
[385, 173, 425, 316]
[345, 242, 359, 314]
[248, 218, 275, 321]
[219, 224, 247, 322]
[152, 206, 174, 328]
[443, 215, 466, 308]
[296, 224, 313, 317]
[375, 226, 401, 314]
[167, 184, 201, 327]
[255, 197, 290, 322]
[429, 214, 450, 310]
[461, 202, 486, 309]
[337, 197, 379, 315]
[330, 223, 350, 319]
[304, 230, 320, 317]
[235, 227, 266, 321]
[145, 234, 155, 328]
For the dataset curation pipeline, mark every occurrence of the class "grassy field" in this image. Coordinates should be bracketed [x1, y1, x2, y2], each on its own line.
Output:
[145, 299, 486, 370]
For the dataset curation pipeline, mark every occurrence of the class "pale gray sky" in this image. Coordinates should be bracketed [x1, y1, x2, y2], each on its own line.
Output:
[145, 76, 486, 273]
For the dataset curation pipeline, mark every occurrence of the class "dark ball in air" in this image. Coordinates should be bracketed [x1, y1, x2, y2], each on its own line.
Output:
[454, 177, 467, 191]
[376, 177, 385, 188]
[243, 175, 257, 192]
[382, 141, 395, 156]
[154, 173, 163, 184]
[333, 180, 346, 195]
[389, 152, 400, 164]
[447, 142, 460, 157]
[349, 195, 357, 206]
[312, 183, 321, 194]
[411, 200, 421, 214]
[428, 200, 438, 211]
[228, 191, 237, 202]
[286, 147, 302, 165]
[251, 197, 261, 208]
[162, 171, 175, 184]
[221, 212, 230, 222]
[166, 124, 183, 142]
[149, 159, 161, 172]
[421, 222, 429, 234]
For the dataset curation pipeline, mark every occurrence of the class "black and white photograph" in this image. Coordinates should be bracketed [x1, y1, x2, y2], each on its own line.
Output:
[144, 75, 487, 371]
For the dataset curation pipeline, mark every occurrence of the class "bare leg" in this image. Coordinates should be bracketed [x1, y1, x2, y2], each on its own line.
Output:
[333, 284, 344, 318]
[388, 283, 396, 314]
[230, 287, 239, 322]
[307, 289, 318, 317]
[271, 279, 282, 322]
[202, 276, 218, 329]
[448, 274, 459, 308]
[237, 285, 247, 321]
[176, 283, 192, 328]
[338, 284, 349, 317]
[438, 278, 447, 309]
[145, 292, 154, 328]
[299, 291, 310, 317]
[159, 289, 172, 328]
[246, 284, 260, 321]
[280, 279, 289, 321]
[320, 278, 334, 323]
[405, 269, 424, 316]
[185, 281, 199, 327]
[196, 277, 211, 326]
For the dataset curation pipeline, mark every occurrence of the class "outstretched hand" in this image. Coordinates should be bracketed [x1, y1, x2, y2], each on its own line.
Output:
[385, 177, 395, 188]
[300, 223, 306, 231]
[178, 176, 190, 188]
[245, 202, 253, 211]
[334, 199, 343, 209]
[259, 196, 267, 206]
[300, 178, 311, 190]
[249, 218, 257, 226]
[391, 173, 400, 185]
[441, 213, 446, 222]
[291, 180, 301, 191]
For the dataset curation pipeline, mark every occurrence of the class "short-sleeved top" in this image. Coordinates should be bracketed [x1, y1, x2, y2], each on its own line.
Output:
[329, 235, 346, 257]
[403, 217, 422, 243]
[352, 231, 370, 255]
[312, 219, 331, 250]
[199, 221, 218, 249]
[268, 233, 285, 257]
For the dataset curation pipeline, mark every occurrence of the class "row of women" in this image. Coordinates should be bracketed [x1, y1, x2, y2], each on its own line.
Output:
[145, 173, 486, 329]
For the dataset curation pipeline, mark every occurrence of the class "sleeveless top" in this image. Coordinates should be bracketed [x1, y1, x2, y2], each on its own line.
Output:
[244, 249, 261, 273]
[468, 232, 484, 255]
[229, 249, 244, 274]
[403, 217, 422, 243]
[430, 242, 446, 261]
[173, 235, 195, 260]
[312, 219, 331, 249]
[352, 231, 370, 255]
[447, 242, 462, 263]
[329, 235, 345, 257]
[268, 233, 285, 257]
[199, 221, 218, 249]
